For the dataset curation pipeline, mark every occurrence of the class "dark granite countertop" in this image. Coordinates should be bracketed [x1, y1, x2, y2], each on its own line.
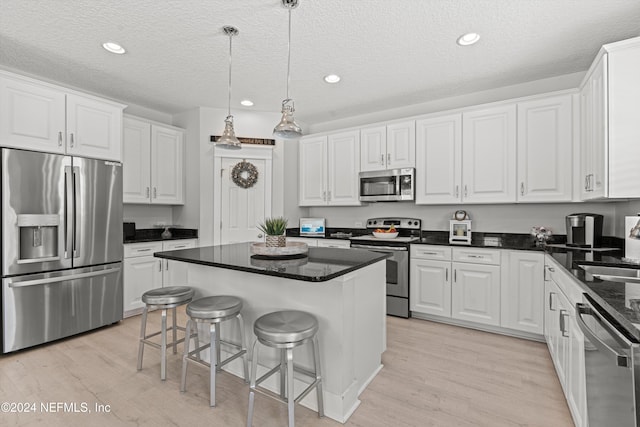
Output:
[124, 228, 198, 244]
[154, 242, 388, 282]
[546, 248, 640, 342]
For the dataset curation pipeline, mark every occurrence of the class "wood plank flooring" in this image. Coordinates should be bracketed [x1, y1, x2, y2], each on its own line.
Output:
[0, 309, 574, 426]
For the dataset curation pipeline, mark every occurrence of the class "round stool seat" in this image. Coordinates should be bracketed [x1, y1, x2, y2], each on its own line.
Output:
[254, 310, 318, 344]
[186, 295, 242, 320]
[142, 286, 194, 306]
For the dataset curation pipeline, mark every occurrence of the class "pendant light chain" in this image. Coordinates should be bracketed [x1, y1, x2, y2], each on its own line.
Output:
[228, 29, 233, 117]
[286, 6, 291, 100]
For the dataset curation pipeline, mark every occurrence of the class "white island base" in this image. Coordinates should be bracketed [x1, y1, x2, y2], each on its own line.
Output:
[184, 259, 386, 423]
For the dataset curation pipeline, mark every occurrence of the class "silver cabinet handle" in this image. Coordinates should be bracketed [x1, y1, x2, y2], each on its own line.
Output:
[585, 175, 589, 191]
[69, 133, 75, 148]
[327, 190, 331, 201]
[58, 131, 63, 146]
[159, 260, 162, 272]
[322, 191, 326, 201]
[421, 251, 438, 255]
[380, 154, 384, 165]
[387, 153, 391, 165]
[590, 174, 595, 191]
[467, 254, 484, 259]
[455, 185, 459, 198]
[549, 292, 556, 311]
[454, 269, 457, 282]
[559, 309, 569, 338]
[137, 248, 152, 252]
[146, 187, 150, 198]
[464, 185, 468, 198]
[445, 268, 448, 282]
[165, 259, 169, 271]
[153, 187, 157, 199]
[520, 182, 525, 196]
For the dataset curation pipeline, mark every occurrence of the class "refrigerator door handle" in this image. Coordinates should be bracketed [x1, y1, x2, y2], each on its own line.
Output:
[7, 267, 121, 288]
[73, 166, 81, 258]
[64, 166, 74, 259]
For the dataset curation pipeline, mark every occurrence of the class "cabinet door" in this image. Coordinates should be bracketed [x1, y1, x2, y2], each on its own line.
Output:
[462, 105, 517, 203]
[517, 95, 573, 202]
[327, 130, 360, 206]
[123, 117, 151, 203]
[162, 239, 197, 286]
[151, 125, 184, 204]
[588, 54, 608, 199]
[451, 262, 501, 326]
[580, 81, 593, 200]
[500, 251, 544, 334]
[299, 136, 327, 206]
[66, 94, 123, 161]
[360, 125, 387, 172]
[386, 120, 415, 169]
[415, 114, 462, 204]
[123, 255, 163, 316]
[410, 259, 451, 317]
[0, 75, 66, 153]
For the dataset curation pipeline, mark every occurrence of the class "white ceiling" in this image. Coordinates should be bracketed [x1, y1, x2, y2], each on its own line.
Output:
[1, 0, 639, 126]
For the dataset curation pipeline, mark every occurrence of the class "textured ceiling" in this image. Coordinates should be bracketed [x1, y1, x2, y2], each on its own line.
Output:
[1, 0, 639, 125]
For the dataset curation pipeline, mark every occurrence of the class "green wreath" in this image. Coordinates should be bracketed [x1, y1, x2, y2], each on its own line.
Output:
[231, 160, 258, 188]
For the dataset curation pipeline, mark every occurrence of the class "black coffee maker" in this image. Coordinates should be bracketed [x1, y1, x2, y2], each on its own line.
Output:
[566, 213, 603, 248]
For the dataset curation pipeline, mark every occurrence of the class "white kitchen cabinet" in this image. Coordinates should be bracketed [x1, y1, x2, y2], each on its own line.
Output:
[359, 121, 415, 172]
[500, 251, 544, 334]
[0, 72, 124, 161]
[410, 245, 453, 317]
[451, 261, 501, 326]
[517, 94, 573, 202]
[299, 130, 360, 206]
[123, 116, 185, 205]
[462, 105, 517, 203]
[123, 241, 164, 317]
[123, 239, 198, 317]
[544, 258, 588, 427]
[286, 237, 318, 246]
[580, 37, 640, 200]
[415, 113, 462, 204]
[316, 239, 350, 249]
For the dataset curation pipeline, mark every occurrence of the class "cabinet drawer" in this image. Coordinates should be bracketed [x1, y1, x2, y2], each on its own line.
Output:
[452, 247, 501, 265]
[411, 245, 452, 261]
[317, 239, 350, 249]
[163, 239, 197, 251]
[124, 241, 163, 258]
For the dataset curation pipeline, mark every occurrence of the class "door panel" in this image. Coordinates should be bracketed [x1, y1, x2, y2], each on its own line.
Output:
[452, 262, 500, 326]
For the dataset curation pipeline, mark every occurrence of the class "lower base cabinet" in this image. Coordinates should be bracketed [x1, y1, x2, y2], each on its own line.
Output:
[410, 258, 451, 316]
[123, 239, 197, 317]
[451, 261, 501, 326]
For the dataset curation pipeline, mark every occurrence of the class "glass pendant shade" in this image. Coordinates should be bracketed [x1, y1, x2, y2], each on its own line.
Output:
[273, 99, 302, 139]
[216, 115, 241, 149]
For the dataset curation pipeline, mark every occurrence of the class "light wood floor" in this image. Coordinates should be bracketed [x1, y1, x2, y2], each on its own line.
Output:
[0, 309, 574, 427]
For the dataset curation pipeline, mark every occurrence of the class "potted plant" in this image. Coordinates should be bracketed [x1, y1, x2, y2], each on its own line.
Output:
[258, 217, 288, 247]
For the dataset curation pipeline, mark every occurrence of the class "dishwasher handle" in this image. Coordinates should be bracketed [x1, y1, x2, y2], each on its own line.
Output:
[576, 302, 631, 368]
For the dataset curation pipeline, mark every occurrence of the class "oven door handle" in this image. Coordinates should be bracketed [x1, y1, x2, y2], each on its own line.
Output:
[576, 302, 632, 368]
[350, 244, 407, 251]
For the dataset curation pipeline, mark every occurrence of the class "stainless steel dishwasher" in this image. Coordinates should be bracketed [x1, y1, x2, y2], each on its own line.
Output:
[576, 294, 640, 427]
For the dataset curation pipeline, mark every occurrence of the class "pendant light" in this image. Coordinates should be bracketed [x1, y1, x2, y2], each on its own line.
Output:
[273, 0, 303, 139]
[215, 26, 242, 150]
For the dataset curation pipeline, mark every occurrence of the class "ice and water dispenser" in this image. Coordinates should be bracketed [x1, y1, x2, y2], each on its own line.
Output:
[17, 214, 60, 263]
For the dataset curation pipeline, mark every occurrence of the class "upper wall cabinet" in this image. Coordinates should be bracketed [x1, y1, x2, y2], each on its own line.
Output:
[299, 130, 360, 206]
[360, 120, 415, 172]
[0, 72, 124, 161]
[517, 94, 573, 202]
[123, 116, 185, 205]
[415, 113, 462, 204]
[580, 37, 640, 200]
[462, 105, 517, 203]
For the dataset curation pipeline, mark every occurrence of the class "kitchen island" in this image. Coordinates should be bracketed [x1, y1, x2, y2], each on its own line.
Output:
[154, 243, 388, 423]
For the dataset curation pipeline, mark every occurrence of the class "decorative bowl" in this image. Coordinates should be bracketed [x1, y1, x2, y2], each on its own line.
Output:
[372, 231, 399, 239]
[250, 241, 308, 257]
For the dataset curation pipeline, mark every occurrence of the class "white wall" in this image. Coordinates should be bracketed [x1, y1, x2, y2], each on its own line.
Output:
[123, 204, 174, 228]
[172, 108, 201, 230]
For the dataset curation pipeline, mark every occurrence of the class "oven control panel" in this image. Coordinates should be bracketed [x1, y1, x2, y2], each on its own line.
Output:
[365, 217, 421, 230]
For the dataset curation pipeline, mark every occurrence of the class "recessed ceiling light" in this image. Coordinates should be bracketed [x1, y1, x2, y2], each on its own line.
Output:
[240, 99, 254, 107]
[456, 33, 480, 46]
[323, 74, 341, 84]
[102, 41, 126, 54]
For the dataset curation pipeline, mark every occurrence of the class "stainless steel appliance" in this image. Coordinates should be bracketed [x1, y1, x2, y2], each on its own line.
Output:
[1, 148, 123, 353]
[359, 168, 414, 202]
[566, 213, 603, 248]
[576, 294, 640, 427]
[350, 217, 422, 318]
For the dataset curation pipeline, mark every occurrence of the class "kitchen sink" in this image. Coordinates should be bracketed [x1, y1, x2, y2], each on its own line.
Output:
[579, 264, 640, 283]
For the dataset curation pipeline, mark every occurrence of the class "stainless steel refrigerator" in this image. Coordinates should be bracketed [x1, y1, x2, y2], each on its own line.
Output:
[1, 148, 123, 353]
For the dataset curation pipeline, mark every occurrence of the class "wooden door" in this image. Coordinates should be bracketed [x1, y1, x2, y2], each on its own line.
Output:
[220, 157, 267, 244]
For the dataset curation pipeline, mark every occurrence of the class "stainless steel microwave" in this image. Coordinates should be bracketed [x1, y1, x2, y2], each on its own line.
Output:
[359, 168, 415, 202]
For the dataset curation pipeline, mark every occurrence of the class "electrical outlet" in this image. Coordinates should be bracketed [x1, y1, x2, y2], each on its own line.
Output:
[355, 221, 363, 228]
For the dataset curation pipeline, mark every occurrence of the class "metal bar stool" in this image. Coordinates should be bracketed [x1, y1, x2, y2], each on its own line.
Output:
[137, 285, 195, 380]
[180, 295, 249, 407]
[247, 310, 324, 427]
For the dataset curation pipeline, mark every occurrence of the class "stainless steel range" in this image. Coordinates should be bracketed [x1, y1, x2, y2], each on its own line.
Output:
[350, 217, 422, 318]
